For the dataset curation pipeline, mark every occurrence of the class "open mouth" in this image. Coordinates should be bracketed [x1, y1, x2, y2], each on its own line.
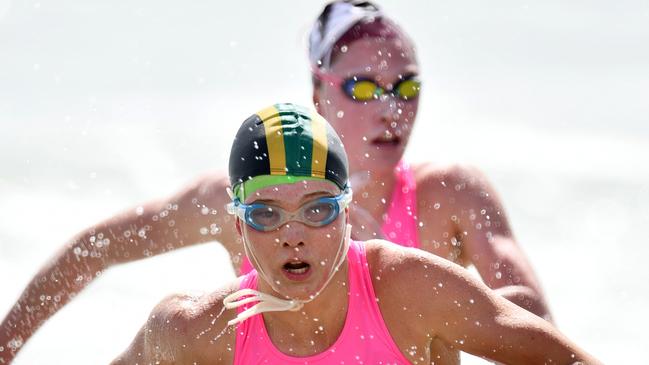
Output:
[371, 131, 402, 147]
[282, 260, 312, 280]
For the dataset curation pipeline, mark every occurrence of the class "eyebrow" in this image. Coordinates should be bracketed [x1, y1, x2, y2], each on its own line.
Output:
[251, 191, 335, 205]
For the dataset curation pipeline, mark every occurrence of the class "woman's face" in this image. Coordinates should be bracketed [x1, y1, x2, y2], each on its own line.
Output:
[238, 180, 347, 300]
[315, 33, 419, 175]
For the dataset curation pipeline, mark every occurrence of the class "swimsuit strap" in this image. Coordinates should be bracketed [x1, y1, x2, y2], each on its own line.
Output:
[381, 160, 421, 248]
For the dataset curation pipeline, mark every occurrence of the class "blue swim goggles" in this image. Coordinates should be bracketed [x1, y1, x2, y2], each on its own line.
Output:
[227, 188, 352, 232]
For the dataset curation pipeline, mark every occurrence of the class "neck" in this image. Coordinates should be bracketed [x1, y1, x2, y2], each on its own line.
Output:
[260, 261, 350, 353]
[348, 166, 398, 235]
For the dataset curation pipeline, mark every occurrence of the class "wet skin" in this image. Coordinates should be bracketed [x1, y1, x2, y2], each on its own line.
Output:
[110, 182, 599, 365]
[2, 21, 549, 365]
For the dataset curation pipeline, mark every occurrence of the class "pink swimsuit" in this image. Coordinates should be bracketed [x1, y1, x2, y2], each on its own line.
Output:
[239, 161, 421, 274]
[233, 240, 412, 365]
[380, 161, 420, 249]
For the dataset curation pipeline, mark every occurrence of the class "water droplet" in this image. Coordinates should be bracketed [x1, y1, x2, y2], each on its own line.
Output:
[336, 110, 344, 118]
[433, 202, 441, 210]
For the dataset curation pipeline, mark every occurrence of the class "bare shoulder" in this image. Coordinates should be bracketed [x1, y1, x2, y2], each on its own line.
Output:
[362, 240, 493, 338]
[364, 239, 501, 318]
[116, 279, 242, 365]
[177, 170, 231, 204]
[364, 239, 465, 280]
[412, 162, 507, 223]
[412, 162, 491, 197]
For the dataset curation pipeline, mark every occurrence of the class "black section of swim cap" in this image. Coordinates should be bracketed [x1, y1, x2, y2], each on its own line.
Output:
[229, 114, 270, 187]
[323, 120, 349, 190]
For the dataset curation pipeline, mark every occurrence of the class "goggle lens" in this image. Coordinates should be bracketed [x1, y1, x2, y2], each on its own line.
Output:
[303, 200, 337, 223]
[350, 80, 380, 101]
[395, 78, 421, 100]
[248, 206, 281, 228]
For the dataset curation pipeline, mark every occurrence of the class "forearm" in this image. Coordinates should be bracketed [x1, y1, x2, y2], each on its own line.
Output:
[0, 238, 105, 363]
[494, 285, 553, 322]
[462, 303, 600, 365]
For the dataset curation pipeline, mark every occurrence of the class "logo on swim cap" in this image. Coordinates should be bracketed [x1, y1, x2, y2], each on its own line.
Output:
[228, 103, 349, 199]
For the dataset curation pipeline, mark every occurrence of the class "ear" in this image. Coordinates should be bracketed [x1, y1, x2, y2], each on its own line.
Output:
[312, 88, 322, 114]
[344, 206, 350, 225]
[235, 218, 243, 237]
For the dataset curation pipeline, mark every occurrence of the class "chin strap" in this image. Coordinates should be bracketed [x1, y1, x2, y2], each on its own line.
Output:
[223, 224, 352, 326]
[223, 289, 304, 326]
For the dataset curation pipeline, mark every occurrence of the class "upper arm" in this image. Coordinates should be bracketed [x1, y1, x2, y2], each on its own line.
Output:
[385, 247, 598, 364]
[110, 324, 147, 365]
[111, 292, 222, 365]
[110, 296, 181, 365]
[81, 171, 242, 268]
[428, 165, 542, 293]
[436, 273, 596, 364]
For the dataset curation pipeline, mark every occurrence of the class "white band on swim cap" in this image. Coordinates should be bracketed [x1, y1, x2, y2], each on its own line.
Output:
[308, 1, 382, 70]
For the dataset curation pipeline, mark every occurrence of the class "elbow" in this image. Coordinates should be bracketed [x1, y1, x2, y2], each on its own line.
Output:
[494, 285, 553, 322]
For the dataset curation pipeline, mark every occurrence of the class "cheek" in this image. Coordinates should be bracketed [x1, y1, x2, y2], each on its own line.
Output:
[398, 101, 419, 127]
[245, 229, 279, 254]
[327, 109, 373, 144]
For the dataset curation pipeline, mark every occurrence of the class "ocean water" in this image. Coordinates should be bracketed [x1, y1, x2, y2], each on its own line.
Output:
[1, 0, 648, 363]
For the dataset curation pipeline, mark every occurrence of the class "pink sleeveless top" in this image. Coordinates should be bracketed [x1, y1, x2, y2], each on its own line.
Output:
[380, 161, 420, 249]
[239, 161, 420, 274]
[233, 241, 411, 365]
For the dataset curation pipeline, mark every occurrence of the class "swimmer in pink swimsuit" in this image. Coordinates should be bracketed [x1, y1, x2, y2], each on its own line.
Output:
[112, 103, 600, 365]
[234, 241, 410, 365]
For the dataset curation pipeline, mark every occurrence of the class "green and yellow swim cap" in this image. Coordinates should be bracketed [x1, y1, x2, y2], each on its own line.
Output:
[228, 103, 349, 200]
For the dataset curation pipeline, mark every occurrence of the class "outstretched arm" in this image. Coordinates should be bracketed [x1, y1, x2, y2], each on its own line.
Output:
[0, 172, 241, 364]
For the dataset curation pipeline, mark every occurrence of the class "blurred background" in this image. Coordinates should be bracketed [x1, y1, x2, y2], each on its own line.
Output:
[1, 0, 647, 363]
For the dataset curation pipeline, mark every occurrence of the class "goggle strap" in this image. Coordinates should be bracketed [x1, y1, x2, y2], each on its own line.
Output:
[223, 224, 352, 326]
[300, 223, 351, 306]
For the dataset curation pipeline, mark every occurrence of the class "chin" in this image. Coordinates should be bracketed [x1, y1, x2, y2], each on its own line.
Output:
[351, 155, 401, 173]
[272, 272, 330, 302]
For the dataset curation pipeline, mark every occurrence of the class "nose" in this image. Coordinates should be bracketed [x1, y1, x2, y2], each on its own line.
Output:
[279, 222, 306, 248]
[282, 240, 305, 248]
[378, 95, 401, 127]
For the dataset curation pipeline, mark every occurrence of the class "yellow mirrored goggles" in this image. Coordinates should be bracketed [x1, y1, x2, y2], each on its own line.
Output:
[342, 75, 421, 102]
